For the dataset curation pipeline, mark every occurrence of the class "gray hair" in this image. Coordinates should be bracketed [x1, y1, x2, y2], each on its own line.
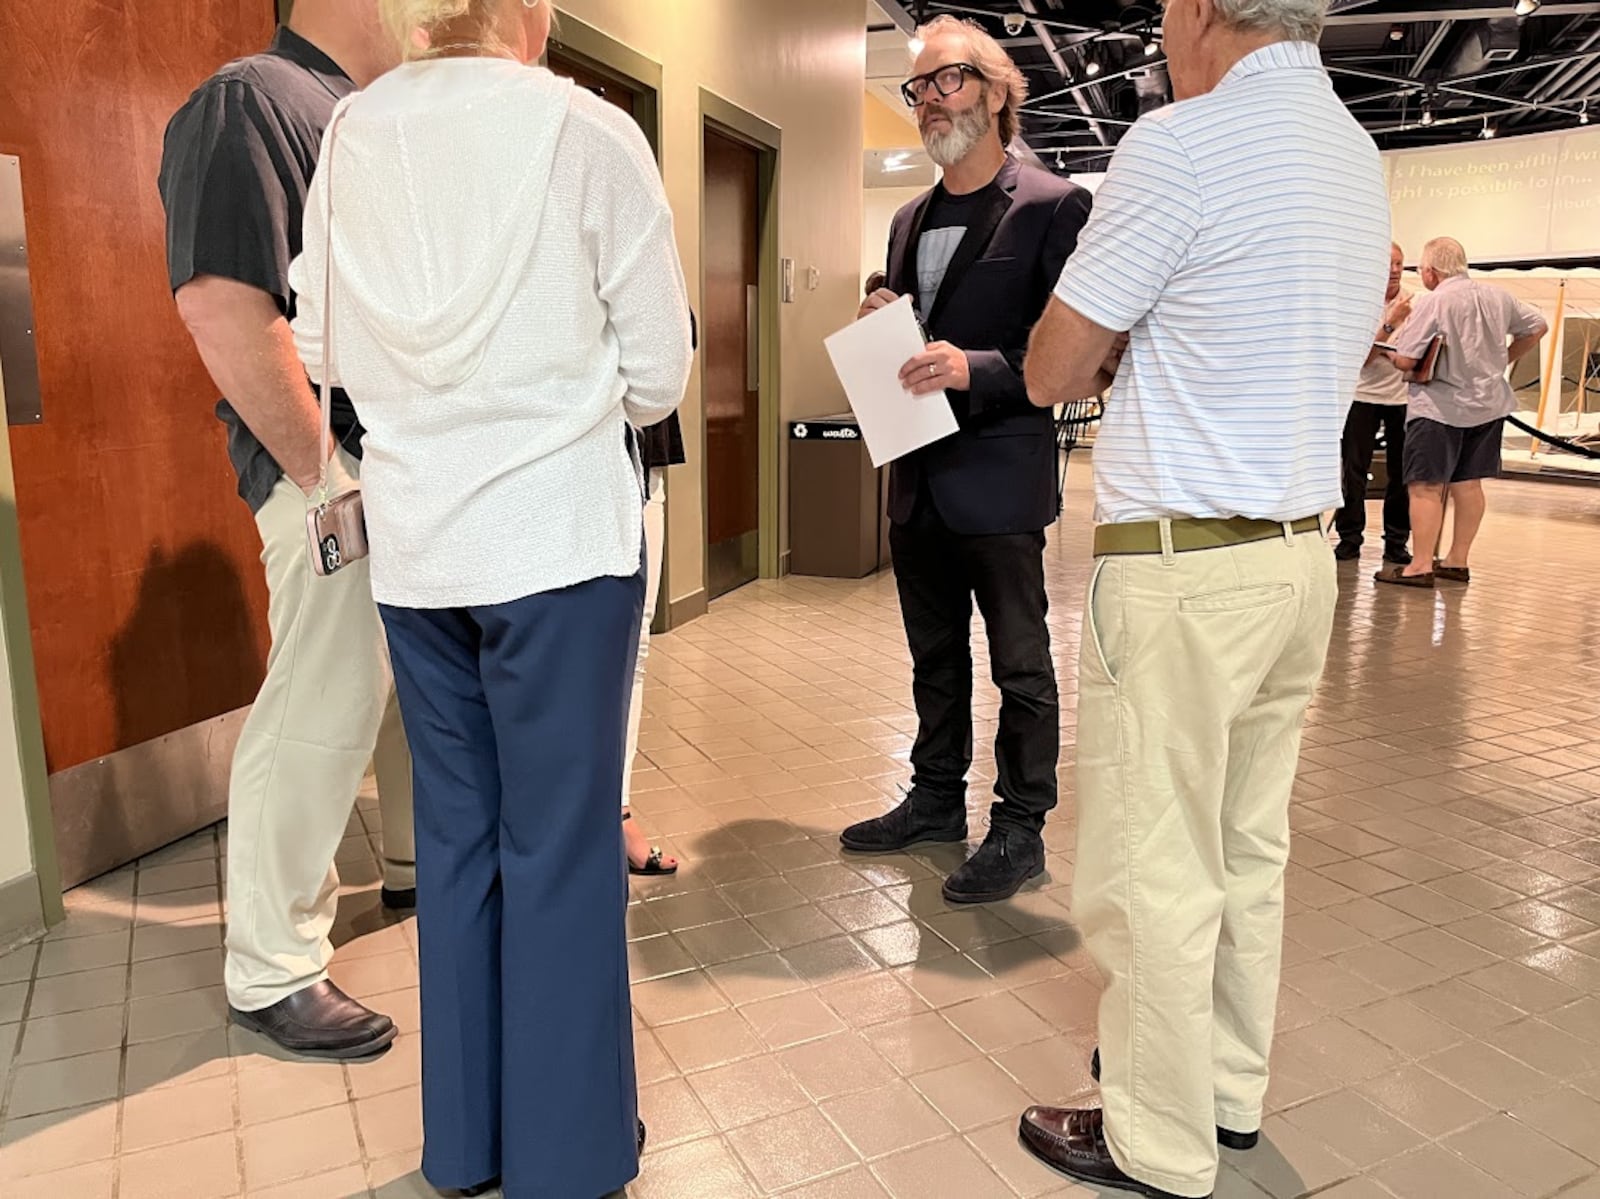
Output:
[1421, 237, 1470, 278]
[914, 15, 1029, 146]
[1211, 0, 1328, 43]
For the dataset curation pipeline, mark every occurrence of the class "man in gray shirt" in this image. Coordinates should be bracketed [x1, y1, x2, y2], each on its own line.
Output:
[1379, 237, 1546, 588]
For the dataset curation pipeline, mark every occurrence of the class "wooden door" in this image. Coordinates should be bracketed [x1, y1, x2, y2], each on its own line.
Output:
[702, 129, 761, 599]
[546, 51, 636, 118]
[0, 0, 275, 883]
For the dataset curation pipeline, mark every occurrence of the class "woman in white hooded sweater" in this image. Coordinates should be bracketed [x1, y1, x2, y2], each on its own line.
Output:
[287, 1, 691, 1194]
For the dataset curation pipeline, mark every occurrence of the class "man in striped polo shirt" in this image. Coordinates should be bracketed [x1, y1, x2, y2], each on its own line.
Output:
[1015, 1, 1390, 1195]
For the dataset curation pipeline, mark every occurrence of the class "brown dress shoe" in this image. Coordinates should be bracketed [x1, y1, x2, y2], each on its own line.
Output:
[1018, 1106, 1208, 1198]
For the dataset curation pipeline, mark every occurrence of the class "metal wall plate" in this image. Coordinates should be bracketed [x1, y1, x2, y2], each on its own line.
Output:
[0, 155, 42, 428]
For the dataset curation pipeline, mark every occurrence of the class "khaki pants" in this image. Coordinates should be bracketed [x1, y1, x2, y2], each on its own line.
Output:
[1074, 523, 1336, 1198]
[225, 453, 416, 1012]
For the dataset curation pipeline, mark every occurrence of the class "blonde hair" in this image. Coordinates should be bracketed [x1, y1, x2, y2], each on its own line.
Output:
[915, 15, 1029, 147]
[1421, 237, 1470, 278]
[380, 0, 546, 61]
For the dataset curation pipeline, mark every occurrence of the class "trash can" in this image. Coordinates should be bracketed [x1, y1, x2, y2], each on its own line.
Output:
[789, 415, 889, 578]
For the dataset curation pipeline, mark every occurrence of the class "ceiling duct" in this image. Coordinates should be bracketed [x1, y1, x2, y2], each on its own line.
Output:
[1439, 19, 1522, 107]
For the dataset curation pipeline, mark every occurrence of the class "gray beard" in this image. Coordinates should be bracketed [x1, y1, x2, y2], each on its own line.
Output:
[922, 101, 992, 168]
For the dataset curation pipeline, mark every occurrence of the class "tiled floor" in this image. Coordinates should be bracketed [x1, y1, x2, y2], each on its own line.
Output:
[4, 469, 1600, 1199]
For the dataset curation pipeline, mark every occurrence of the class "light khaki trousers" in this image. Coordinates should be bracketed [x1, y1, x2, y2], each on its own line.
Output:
[225, 453, 416, 1012]
[1074, 523, 1336, 1198]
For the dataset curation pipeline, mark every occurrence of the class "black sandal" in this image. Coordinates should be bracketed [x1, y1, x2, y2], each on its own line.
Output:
[623, 813, 679, 876]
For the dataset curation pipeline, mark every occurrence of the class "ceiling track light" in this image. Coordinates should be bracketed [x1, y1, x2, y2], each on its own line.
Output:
[1055, 149, 1066, 170]
[1389, 23, 1405, 42]
[1481, 116, 1498, 138]
[1514, 0, 1541, 15]
[1084, 53, 1102, 78]
[1142, 24, 1160, 56]
[1581, 100, 1591, 125]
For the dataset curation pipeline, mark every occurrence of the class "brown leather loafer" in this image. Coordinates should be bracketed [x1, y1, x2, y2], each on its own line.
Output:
[1018, 1106, 1206, 1198]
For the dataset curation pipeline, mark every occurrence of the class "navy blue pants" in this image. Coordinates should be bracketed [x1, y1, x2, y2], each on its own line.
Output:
[380, 570, 643, 1198]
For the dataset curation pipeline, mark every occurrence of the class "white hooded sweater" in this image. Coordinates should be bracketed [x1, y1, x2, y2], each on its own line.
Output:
[288, 58, 692, 609]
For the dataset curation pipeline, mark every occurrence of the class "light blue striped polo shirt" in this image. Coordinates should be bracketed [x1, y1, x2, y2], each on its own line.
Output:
[1054, 41, 1392, 524]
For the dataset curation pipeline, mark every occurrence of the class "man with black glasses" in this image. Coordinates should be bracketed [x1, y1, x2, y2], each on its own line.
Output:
[840, 14, 1091, 905]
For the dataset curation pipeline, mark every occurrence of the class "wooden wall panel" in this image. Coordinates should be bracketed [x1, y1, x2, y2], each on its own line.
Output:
[0, 1, 275, 773]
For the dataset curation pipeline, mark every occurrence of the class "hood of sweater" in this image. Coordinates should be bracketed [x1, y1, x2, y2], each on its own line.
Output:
[319, 58, 574, 390]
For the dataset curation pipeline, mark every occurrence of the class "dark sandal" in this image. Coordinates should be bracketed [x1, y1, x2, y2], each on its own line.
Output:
[623, 812, 679, 876]
[1433, 560, 1470, 583]
[1375, 565, 1434, 589]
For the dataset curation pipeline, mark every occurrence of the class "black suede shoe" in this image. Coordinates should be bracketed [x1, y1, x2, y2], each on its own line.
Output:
[942, 825, 1044, 904]
[381, 886, 417, 912]
[1090, 1049, 1259, 1150]
[840, 789, 967, 854]
[231, 980, 396, 1060]
[1333, 540, 1361, 561]
[1384, 544, 1413, 565]
[639, 1119, 647, 1153]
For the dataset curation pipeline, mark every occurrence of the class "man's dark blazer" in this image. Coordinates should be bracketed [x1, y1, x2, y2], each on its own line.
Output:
[882, 156, 1092, 535]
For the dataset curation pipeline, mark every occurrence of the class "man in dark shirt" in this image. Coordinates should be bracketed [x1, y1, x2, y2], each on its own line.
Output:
[840, 16, 1091, 904]
[158, 2, 411, 1059]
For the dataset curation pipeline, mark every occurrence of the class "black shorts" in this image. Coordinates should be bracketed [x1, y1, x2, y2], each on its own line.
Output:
[1402, 417, 1503, 485]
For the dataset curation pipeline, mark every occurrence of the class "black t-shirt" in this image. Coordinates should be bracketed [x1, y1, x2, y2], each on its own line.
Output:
[914, 182, 999, 320]
[158, 27, 363, 512]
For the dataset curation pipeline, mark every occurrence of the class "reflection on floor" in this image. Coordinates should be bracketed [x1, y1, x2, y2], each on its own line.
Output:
[4, 471, 1600, 1199]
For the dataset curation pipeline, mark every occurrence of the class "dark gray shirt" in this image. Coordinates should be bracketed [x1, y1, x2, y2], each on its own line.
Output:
[158, 28, 363, 512]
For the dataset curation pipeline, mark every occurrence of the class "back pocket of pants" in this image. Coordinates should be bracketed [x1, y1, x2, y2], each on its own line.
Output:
[1179, 583, 1295, 614]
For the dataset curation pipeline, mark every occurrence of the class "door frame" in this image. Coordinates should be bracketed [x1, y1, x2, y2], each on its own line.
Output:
[697, 91, 782, 598]
[544, 15, 679, 632]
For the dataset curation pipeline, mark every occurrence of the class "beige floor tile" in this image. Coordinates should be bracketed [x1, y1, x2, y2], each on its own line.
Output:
[0, 979, 26, 1025]
[1276, 1089, 1425, 1167]
[727, 1106, 858, 1193]
[686, 1056, 811, 1130]
[776, 1165, 891, 1198]
[911, 1056, 1033, 1132]
[872, 1135, 1010, 1199]
[1442, 1114, 1593, 1197]
[131, 920, 223, 964]
[123, 1025, 231, 1092]
[237, 1057, 351, 1125]
[630, 1135, 755, 1199]
[8, 1047, 121, 1118]
[815, 973, 928, 1030]
[780, 1032, 897, 1101]
[1356, 1064, 1492, 1139]
[639, 1077, 718, 1148]
[703, 953, 805, 1008]
[16, 1005, 124, 1064]
[942, 992, 1054, 1053]
[120, 1129, 241, 1199]
[242, 1105, 362, 1191]
[821, 1078, 950, 1159]
[1423, 1040, 1557, 1109]
[0, 1103, 119, 1181]
[120, 1074, 235, 1153]
[24, 965, 128, 1018]
[1495, 1015, 1600, 1078]
[1231, 1116, 1359, 1197]
[127, 984, 229, 1044]
[654, 1009, 765, 1074]
[354, 1084, 423, 1161]
[347, 1030, 423, 1099]
[137, 859, 221, 897]
[1340, 996, 1465, 1057]
[741, 990, 846, 1050]
[2, 1159, 116, 1199]
[1369, 1139, 1529, 1197]
[861, 1012, 979, 1077]
[1510, 1087, 1600, 1161]
[34, 931, 129, 979]
[633, 971, 734, 1026]
[246, 1163, 370, 1199]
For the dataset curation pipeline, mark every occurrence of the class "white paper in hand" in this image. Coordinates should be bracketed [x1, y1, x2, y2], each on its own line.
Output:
[824, 295, 959, 468]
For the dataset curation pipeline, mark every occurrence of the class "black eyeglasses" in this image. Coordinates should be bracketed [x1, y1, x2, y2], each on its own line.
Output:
[901, 63, 983, 108]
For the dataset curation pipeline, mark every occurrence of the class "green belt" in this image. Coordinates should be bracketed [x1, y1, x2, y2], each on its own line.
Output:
[1093, 515, 1323, 558]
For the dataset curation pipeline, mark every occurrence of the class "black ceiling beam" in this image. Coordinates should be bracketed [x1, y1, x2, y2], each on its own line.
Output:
[1325, 1, 1600, 22]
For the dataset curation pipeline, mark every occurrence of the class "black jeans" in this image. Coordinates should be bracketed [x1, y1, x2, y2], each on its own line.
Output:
[889, 502, 1059, 836]
[1335, 401, 1410, 553]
